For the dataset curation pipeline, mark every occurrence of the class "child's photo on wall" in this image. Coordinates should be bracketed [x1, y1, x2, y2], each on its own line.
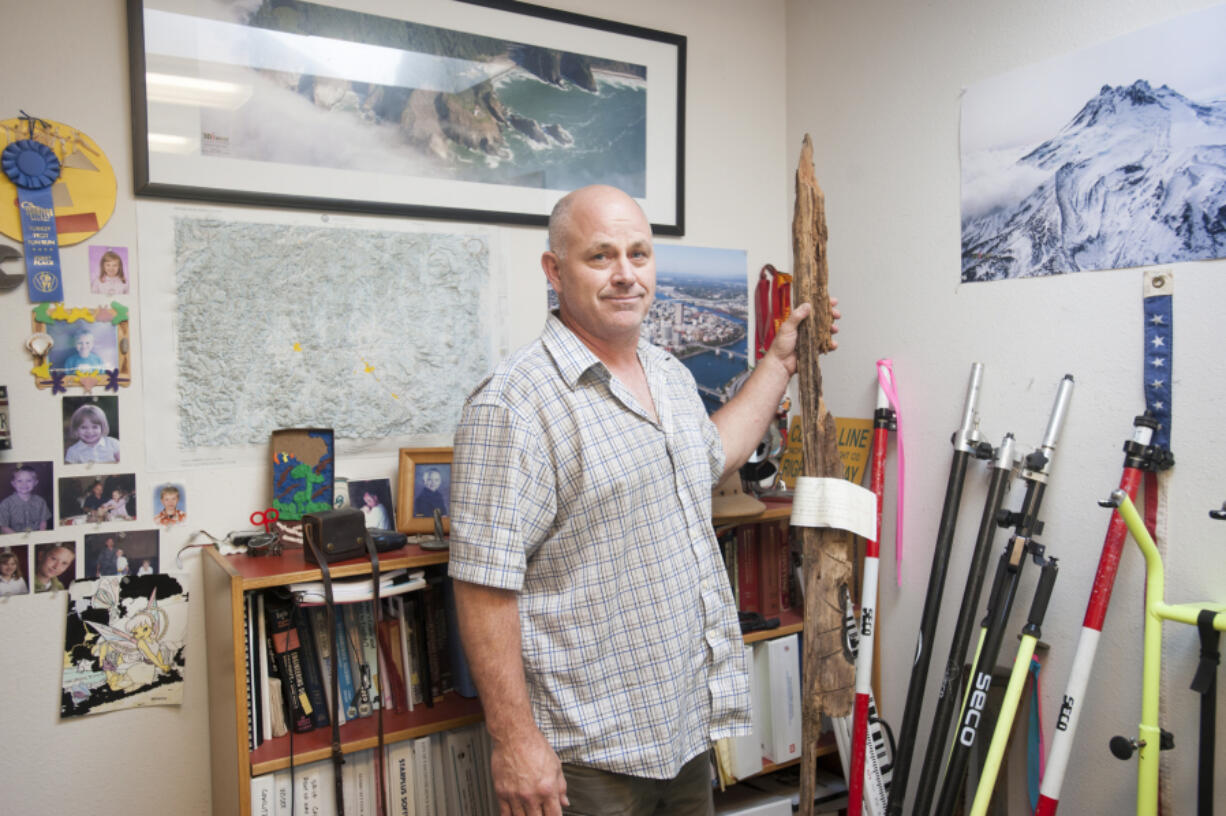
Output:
[89, 245, 130, 296]
[153, 483, 185, 526]
[0, 545, 31, 596]
[62, 395, 120, 464]
[33, 541, 76, 593]
[57, 473, 136, 526]
[0, 461, 54, 535]
[49, 322, 118, 375]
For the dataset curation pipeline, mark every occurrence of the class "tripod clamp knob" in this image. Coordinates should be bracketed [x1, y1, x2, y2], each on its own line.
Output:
[1109, 736, 1143, 760]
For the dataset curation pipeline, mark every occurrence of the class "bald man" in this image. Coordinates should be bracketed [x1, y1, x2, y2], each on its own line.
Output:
[449, 185, 835, 816]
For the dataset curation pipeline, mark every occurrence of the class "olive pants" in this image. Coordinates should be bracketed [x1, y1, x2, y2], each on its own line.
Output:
[561, 752, 714, 816]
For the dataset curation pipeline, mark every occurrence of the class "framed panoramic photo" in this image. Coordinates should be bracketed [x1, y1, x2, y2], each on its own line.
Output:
[397, 447, 453, 535]
[126, 0, 687, 233]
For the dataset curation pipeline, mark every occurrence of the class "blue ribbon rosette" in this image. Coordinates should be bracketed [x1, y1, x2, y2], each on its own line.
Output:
[2, 138, 64, 301]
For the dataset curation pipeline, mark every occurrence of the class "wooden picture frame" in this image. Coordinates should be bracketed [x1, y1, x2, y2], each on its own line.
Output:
[397, 447, 454, 535]
[28, 303, 132, 392]
[126, 0, 686, 233]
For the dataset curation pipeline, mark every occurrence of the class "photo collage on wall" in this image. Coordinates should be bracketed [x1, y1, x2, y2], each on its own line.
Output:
[0, 219, 157, 600]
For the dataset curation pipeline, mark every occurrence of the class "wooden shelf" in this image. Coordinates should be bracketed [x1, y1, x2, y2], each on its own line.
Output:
[712, 501, 793, 530]
[249, 693, 483, 775]
[743, 607, 803, 645]
[204, 542, 450, 591]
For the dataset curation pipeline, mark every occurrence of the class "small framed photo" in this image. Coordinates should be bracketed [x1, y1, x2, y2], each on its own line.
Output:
[88, 245, 131, 296]
[0, 545, 31, 597]
[84, 530, 159, 579]
[0, 461, 55, 535]
[57, 473, 137, 526]
[29, 304, 132, 391]
[33, 541, 77, 593]
[152, 483, 186, 527]
[62, 395, 121, 464]
[348, 478, 395, 532]
[397, 448, 453, 535]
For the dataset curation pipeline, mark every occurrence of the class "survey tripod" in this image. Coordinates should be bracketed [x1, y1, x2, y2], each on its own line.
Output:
[1102, 490, 1225, 816]
[932, 374, 1074, 816]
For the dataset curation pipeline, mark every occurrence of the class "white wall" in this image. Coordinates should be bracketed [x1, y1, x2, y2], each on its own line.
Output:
[787, 0, 1226, 813]
[0, 1, 788, 814]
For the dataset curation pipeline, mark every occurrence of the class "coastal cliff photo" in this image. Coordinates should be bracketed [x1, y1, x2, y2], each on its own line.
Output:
[151, 0, 647, 194]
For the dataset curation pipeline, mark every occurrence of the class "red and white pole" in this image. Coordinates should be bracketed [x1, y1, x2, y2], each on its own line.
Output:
[848, 371, 893, 815]
[1034, 414, 1168, 815]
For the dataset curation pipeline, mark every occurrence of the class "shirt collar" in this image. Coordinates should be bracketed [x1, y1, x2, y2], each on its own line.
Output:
[542, 311, 658, 388]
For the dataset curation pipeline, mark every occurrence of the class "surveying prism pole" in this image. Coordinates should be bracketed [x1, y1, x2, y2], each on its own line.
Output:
[969, 558, 1059, 816]
[933, 374, 1074, 816]
[885, 363, 992, 816]
[1033, 413, 1170, 815]
[847, 374, 896, 816]
[912, 433, 1018, 816]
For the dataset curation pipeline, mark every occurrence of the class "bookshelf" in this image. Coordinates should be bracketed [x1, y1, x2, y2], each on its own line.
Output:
[710, 499, 845, 801]
[203, 504, 838, 814]
[202, 542, 483, 816]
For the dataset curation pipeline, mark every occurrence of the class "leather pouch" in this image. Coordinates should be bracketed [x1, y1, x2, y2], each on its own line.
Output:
[302, 508, 369, 565]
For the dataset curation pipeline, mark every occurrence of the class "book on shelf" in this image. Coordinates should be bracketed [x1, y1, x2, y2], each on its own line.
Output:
[759, 524, 782, 618]
[392, 596, 417, 710]
[250, 770, 275, 816]
[257, 594, 274, 740]
[263, 591, 315, 734]
[290, 757, 338, 816]
[753, 634, 801, 763]
[443, 577, 478, 698]
[355, 601, 383, 711]
[307, 607, 343, 726]
[388, 739, 416, 816]
[296, 604, 331, 730]
[273, 771, 291, 816]
[412, 735, 437, 816]
[331, 602, 360, 721]
[341, 604, 375, 718]
[245, 594, 257, 750]
[736, 526, 760, 614]
[444, 725, 483, 816]
[376, 613, 407, 712]
[289, 568, 426, 605]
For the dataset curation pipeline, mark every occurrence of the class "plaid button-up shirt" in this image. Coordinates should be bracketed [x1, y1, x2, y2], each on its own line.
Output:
[449, 314, 751, 779]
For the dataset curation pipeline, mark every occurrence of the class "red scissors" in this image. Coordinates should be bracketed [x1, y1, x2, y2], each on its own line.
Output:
[250, 507, 279, 533]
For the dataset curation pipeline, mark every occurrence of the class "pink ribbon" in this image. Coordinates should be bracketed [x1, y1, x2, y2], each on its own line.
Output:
[876, 359, 905, 585]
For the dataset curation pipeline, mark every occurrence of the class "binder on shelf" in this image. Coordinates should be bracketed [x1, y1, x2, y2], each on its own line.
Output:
[753, 634, 801, 763]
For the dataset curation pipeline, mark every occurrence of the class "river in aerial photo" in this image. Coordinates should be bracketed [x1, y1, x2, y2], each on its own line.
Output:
[655, 293, 749, 414]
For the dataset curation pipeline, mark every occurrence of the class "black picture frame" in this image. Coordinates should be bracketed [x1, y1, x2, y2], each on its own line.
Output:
[126, 0, 686, 233]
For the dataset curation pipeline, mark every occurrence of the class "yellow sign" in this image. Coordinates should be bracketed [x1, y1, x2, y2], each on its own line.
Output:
[776, 416, 874, 488]
[835, 417, 874, 485]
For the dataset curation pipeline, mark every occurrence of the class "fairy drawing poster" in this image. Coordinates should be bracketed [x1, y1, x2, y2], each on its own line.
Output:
[61, 574, 188, 718]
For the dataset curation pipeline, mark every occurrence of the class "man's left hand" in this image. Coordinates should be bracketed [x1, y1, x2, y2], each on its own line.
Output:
[765, 297, 840, 376]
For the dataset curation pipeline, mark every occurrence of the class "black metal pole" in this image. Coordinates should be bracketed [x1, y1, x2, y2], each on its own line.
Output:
[911, 433, 1017, 816]
[932, 374, 1074, 816]
[884, 363, 992, 816]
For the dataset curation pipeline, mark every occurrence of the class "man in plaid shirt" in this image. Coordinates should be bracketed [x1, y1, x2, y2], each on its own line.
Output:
[450, 185, 836, 816]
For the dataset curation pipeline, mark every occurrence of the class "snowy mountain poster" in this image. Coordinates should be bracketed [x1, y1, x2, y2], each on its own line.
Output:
[960, 3, 1226, 282]
[61, 574, 189, 718]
